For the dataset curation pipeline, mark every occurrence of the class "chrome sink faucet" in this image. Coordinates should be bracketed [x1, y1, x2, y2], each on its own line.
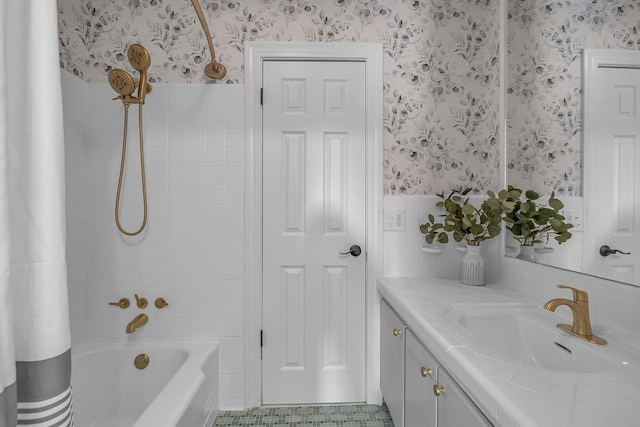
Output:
[544, 285, 607, 345]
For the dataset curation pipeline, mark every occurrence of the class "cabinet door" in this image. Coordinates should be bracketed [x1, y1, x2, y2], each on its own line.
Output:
[435, 367, 492, 426]
[404, 330, 437, 427]
[380, 300, 405, 427]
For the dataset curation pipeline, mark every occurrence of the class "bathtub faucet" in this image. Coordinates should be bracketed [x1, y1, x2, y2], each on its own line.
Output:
[126, 313, 149, 334]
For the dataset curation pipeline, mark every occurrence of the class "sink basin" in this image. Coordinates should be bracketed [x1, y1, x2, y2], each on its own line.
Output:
[446, 306, 624, 373]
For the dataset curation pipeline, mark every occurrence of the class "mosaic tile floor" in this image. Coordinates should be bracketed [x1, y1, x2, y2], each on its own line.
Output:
[212, 404, 395, 427]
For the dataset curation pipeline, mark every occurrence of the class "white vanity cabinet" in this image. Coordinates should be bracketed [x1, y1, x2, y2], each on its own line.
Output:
[436, 367, 492, 426]
[404, 330, 437, 427]
[380, 299, 406, 427]
[381, 298, 493, 427]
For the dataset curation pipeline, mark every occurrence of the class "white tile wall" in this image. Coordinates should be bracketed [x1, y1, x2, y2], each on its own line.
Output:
[63, 72, 89, 346]
[383, 195, 501, 284]
[62, 70, 640, 412]
[62, 72, 245, 409]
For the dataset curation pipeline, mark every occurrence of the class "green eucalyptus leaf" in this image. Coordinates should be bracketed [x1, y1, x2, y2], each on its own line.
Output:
[470, 224, 484, 235]
[488, 224, 501, 236]
[461, 204, 476, 215]
[548, 198, 564, 210]
[549, 217, 563, 230]
[524, 190, 539, 200]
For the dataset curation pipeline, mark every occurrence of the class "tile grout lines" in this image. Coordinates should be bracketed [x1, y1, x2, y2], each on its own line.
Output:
[212, 404, 395, 427]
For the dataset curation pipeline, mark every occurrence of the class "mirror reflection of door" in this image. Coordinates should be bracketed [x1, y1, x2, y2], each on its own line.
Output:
[583, 49, 640, 286]
[261, 60, 367, 404]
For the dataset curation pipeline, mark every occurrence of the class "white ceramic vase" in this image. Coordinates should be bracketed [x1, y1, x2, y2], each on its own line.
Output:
[461, 245, 485, 286]
[516, 245, 536, 262]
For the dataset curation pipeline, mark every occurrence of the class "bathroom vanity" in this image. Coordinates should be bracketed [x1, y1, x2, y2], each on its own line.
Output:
[378, 277, 640, 427]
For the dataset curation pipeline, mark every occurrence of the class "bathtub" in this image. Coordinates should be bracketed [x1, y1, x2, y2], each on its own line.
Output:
[71, 340, 218, 427]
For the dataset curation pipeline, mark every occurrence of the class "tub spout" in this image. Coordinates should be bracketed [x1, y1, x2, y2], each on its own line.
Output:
[126, 313, 148, 334]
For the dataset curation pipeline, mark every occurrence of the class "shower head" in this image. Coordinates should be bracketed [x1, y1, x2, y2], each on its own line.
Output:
[127, 44, 151, 102]
[127, 44, 151, 72]
[108, 68, 136, 96]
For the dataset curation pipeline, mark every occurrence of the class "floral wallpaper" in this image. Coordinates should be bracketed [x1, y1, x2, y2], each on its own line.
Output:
[57, 0, 500, 195]
[507, 0, 640, 196]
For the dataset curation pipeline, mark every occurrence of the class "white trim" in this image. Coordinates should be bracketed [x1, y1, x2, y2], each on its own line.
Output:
[244, 42, 384, 408]
[498, 0, 508, 264]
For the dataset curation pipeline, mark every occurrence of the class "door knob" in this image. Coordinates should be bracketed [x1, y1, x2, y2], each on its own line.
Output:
[339, 245, 362, 257]
[599, 245, 631, 257]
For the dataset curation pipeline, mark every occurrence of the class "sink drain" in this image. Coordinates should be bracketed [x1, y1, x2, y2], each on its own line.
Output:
[554, 342, 572, 354]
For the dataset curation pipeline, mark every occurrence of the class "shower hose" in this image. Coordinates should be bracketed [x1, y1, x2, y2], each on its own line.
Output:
[115, 103, 147, 236]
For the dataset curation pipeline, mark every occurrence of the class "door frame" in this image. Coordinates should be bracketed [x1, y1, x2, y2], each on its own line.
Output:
[244, 42, 384, 407]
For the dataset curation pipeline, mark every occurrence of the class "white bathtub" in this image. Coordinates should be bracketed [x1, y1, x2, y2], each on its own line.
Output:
[71, 340, 218, 427]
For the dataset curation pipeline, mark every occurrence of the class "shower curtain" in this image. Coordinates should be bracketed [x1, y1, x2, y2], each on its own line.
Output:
[0, 1, 73, 426]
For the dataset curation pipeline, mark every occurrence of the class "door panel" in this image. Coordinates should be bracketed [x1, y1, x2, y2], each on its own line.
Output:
[584, 65, 640, 285]
[380, 300, 405, 427]
[436, 368, 492, 427]
[262, 60, 366, 404]
[405, 331, 437, 427]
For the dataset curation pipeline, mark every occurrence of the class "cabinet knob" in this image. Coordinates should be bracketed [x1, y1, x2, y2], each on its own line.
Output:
[392, 328, 402, 336]
[433, 384, 446, 397]
[420, 367, 432, 377]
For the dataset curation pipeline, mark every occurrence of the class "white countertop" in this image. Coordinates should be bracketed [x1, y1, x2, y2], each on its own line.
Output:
[377, 277, 640, 427]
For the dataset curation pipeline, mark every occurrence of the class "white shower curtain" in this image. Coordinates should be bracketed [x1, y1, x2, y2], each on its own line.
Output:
[0, 1, 73, 426]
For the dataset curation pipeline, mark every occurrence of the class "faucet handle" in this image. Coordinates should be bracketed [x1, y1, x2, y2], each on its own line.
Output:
[108, 298, 130, 309]
[134, 294, 148, 309]
[557, 285, 589, 302]
[154, 297, 169, 309]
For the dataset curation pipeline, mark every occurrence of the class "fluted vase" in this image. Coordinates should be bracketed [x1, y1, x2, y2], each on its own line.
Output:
[461, 245, 485, 286]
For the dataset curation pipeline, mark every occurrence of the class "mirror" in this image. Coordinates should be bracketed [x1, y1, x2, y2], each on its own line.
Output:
[506, 1, 640, 286]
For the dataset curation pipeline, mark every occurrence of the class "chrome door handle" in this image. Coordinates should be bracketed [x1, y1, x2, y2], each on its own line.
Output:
[339, 245, 362, 257]
[599, 245, 631, 257]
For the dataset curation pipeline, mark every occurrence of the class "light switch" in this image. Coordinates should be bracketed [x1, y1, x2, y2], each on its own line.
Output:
[384, 209, 405, 231]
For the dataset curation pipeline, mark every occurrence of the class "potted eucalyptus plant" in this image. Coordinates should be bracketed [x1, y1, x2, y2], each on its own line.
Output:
[420, 188, 509, 285]
[498, 186, 573, 260]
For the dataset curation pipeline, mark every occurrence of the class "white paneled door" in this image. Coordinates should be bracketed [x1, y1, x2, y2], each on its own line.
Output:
[261, 60, 367, 404]
[584, 52, 640, 285]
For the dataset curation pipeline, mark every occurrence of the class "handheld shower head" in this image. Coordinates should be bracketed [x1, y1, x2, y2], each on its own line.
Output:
[108, 68, 136, 96]
[127, 44, 151, 102]
[127, 44, 151, 72]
